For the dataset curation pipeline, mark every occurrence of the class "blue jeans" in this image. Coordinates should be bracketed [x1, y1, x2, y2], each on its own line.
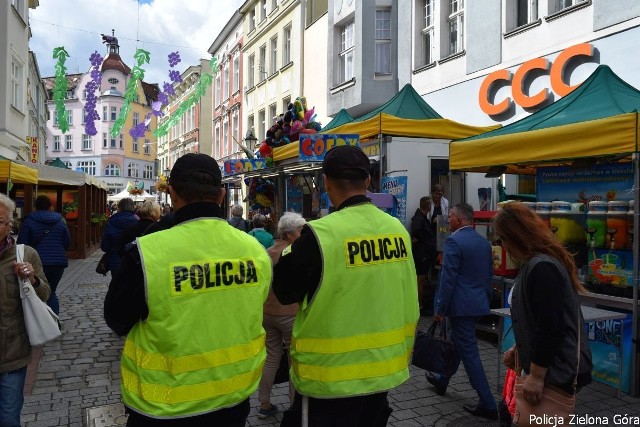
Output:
[442, 316, 497, 410]
[0, 367, 27, 427]
[43, 265, 66, 315]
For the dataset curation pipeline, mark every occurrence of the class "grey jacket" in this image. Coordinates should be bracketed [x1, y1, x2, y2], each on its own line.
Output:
[0, 242, 50, 373]
[511, 254, 591, 392]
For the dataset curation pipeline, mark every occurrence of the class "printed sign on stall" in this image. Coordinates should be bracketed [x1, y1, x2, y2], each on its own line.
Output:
[588, 315, 632, 393]
[536, 164, 633, 203]
[299, 134, 360, 162]
[381, 176, 408, 225]
[223, 159, 269, 176]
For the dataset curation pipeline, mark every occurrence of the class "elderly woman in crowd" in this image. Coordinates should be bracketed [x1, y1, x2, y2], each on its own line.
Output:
[494, 203, 592, 409]
[228, 204, 247, 232]
[249, 214, 274, 249]
[100, 197, 138, 274]
[0, 194, 50, 427]
[117, 201, 162, 253]
[256, 212, 306, 418]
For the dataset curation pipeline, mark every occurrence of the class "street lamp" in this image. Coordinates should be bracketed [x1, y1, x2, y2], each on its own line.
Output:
[244, 129, 258, 152]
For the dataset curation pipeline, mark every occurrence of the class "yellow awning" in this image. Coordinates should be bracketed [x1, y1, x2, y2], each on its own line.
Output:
[0, 160, 39, 184]
[449, 112, 639, 172]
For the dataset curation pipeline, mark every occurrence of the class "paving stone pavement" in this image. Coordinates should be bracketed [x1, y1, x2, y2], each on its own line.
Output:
[20, 251, 640, 426]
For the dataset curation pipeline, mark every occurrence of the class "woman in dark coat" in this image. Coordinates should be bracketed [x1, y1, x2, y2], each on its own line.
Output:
[100, 197, 138, 274]
[17, 195, 70, 315]
[117, 201, 161, 253]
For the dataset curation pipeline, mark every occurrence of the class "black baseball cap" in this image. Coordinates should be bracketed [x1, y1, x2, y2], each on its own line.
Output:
[169, 153, 222, 186]
[322, 145, 370, 180]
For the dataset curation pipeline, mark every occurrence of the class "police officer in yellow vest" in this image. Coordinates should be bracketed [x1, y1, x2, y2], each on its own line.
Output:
[104, 153, 272, 426]
[270, 145, 419, 426]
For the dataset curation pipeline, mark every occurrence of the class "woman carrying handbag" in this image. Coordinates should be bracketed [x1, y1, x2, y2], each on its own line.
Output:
[492, 203, 592, 426]
[0, 194, 50, 427]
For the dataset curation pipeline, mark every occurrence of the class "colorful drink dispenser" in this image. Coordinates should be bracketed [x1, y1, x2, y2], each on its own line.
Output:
[606, 201, 629, 250]
[586, 201, 607, 248]
[628, 200, 634, 249]
[550, 201, 585, 245]
[536, 202, 551, 228]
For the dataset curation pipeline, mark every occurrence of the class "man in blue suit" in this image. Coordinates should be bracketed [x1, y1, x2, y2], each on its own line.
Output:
[427, 202, 498, 421]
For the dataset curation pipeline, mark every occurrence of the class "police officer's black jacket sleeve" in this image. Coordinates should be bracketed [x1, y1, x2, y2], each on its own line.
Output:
[272, 224, 322, 305]
[104, 245, 147, 336]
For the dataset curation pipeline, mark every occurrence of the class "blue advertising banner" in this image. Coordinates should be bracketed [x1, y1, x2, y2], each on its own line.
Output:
[298, 134, 360, 162]
[381, 176, 407, 225]
[588, 314, 632, 393]
[223, 159, 269, 176]
[536, 164, 634, 203]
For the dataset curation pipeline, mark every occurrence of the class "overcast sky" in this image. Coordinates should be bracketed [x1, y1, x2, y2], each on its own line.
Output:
[29, 0, 244, 84]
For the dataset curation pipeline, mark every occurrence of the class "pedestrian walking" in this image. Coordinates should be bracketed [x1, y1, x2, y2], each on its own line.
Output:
[117, 201, 161, 252]
[271, 145, 419, 426]
[249, 214, 274, 248]
[104, 153, 272, 426]
[100, 197, 137, 274]
[410, 196, 437, 313]
[228, 204, 248, 231]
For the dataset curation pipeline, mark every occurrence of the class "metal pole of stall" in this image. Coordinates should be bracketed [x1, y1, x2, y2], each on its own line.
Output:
[632, 151, 639, 397]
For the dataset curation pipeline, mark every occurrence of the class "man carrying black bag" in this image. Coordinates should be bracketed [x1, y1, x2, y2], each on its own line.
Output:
[429, 202, 498, 421]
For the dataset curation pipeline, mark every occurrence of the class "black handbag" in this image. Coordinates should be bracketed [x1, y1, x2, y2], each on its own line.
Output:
[411, 318, 456, 377]
[96, 252, 111, 275]
[273, 343, 290, 384]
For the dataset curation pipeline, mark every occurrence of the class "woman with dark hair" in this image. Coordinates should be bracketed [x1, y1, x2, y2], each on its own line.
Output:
[100, 197, 138, 274]
[18, 195, 70, 315]
[493, 203, 592, 410]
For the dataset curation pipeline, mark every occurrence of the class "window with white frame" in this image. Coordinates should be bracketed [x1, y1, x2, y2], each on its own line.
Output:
[103, 133, 107, 148]
[82, 134, 91, 150]
[119, 133, 124, 149]
[65, 135, 72, 151]
[128, 163, 139, 178]
[271, 0, 278, 11]
[269, 104, 277, 126]
[12, 0, 26, 20]
[64, 161, 73, 169]
[233, 55, 240, 93]
[282, 96, 291, 114]
[224, 66, 229, 100]
[420, 0, 435, 66]
[375, 9, 391, 74]
[111, 106, 117, 120]
[506, 0, 538, 31]
[552, 0, 586, 13]
[105, 163, 120, 176]
[232, 110, 239, 151]
[77, 161, 96, 175]
[249, 8, 256, 32]
[67, 109, 73, 126]
[447, 0, 464, 56]
[214, 123, 221, 158]
[82, 111, 87, 125]
[270, 36, 278, 75]
[133, 112, 139, 126]
[133, 139, 139, 153]
[283, 24, 292, 66]
[339, 21, 355, 83]
[258, 109, 266, 142]
[53, 135, 61, 151]
[247, 115, 255, 140]
[144, 165, 153, 179]
[144, 139, 151, 155]
[103, 106, 108, 120]
[223, 120, 229, 157]
[110, 133, 116, 148]
[215, 74, 221, 106]
[248, 54, 255, 88]
[259, 45, 267, 83]
[260, 0, 267, 22]
[11, 57, 24, 111]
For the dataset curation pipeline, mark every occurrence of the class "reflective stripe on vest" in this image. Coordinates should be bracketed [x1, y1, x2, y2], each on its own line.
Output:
[291, 203, 419, 398]
[122, 218, 271, 418]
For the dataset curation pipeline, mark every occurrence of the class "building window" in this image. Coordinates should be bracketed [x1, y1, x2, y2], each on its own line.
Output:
[65, 135, 73, 151]
[128, 163, 139, 178]
[339, 21, 355, 83]
[214, 124, 220, 157]
[77, 161, 96, 175]
[271, 0, 278, 11]
[133, 139, 140, 152]
[248, 54, 255, 88]
[506, 0, 538, 31]
[258, 109, 266, 141]
[233, 55, 240, 93]
[224, 66, 229, 100]
[64, 161, 73, 169]
[53, 135, 61, 151]
[269, 103, 277, 127]
[223, 120, 229, 157]
[82, 134, 92, 150]
[375, 9, 391, 74]
[133, 112, 139, 126]
[103, 132, 107, 148]
[105, 163, 120, 176]
[249, 8, 256, 32]
[66, 109, 73, 126]
[111, 134, 116, 148]
[144, 165, 153, 179]
[103, 106, 108, 120]
[259, 44, 267, 83]
[110, 106, 117, 120]
[260, 0, 267, 22]
[420, 0, 435, 66]
[215, 74, 221, 106]
[232, 110, 239, 152]
[247, 115, 255, 140]
[282, 96, 291, 114]
[270, 35, 278, 75]
[283, 24, 292, 66]
[108, 78, 119, 85]
[552, 0, 586, 13]
[11, 0, 26, 20]
[447, 0, 464, 55]
[119, 133, 124, 149]
[11, 57, 24, 111]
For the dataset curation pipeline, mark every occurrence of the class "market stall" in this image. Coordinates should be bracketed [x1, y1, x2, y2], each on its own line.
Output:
[450, 65, 640, 396]
[0, 159, 39, 217]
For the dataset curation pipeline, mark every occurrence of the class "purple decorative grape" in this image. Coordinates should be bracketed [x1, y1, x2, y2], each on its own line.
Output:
[129, 123, 147, 139]
[90, 69, 102, 81]
[162, 82, 175, 97]
[169, 70, 182, 83]
[89, 51, 103, 68]
[168, 51, 181, 67]
[158, 92, 168, 105]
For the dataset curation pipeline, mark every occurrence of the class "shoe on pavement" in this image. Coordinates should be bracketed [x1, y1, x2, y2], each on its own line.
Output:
[463, 403, 499, 420]
[257, 404, 279, 419]
[425, 370, 447, 396]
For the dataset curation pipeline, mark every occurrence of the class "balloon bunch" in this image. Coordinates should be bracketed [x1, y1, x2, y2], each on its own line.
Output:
[127, 180, 145, 196]
[112, 48, 151, 137]
[83, 51, 103, 136]
[245, 177, 275, 214]
[52, 47, 71, 133]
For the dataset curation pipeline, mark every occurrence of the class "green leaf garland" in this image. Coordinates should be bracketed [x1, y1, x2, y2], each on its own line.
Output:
[111, 48, 151, 137]
[52, 47, 70, 133]
[153, 57, 218, 138]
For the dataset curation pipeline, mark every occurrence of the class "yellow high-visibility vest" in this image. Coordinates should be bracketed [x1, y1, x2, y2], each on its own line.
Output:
[121, 217, 271, 418]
